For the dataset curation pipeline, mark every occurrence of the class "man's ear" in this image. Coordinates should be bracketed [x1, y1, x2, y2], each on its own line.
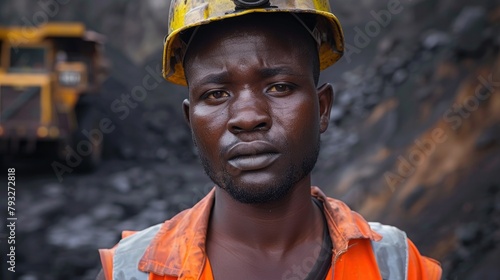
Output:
[317, 83, 334, 133]
[182, 99, 191, 128]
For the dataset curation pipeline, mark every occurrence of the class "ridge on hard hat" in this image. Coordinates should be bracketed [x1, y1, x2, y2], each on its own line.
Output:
[163, 0, 345, 86]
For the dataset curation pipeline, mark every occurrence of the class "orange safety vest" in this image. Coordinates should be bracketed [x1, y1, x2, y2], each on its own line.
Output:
[99, 187, 441, 280]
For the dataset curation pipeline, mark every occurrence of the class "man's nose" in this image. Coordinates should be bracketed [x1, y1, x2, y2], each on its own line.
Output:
[227, 92, 272, 134]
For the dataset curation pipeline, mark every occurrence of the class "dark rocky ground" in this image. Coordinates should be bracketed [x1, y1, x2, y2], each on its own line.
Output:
[1, 0, 500, 279]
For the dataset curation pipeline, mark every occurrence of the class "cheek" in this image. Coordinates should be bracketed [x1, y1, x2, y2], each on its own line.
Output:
[275, 97, 320, 135]
[270, 98, 320, 161]
[190, 106, 227, 150]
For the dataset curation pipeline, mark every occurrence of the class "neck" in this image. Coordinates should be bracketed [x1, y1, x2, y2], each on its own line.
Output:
[208, 176, 324, 251]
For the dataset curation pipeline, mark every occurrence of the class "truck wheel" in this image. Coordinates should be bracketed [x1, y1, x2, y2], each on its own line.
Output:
[73, 98, 103, 172]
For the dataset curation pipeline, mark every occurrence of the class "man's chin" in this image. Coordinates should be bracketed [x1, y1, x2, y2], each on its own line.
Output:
[219, 180, 295, 204]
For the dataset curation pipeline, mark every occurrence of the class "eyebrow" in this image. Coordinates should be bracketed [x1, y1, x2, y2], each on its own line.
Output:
[195, 66, 298, 86]
[260, 66, 298, 79]
[196, 72, 231, 85]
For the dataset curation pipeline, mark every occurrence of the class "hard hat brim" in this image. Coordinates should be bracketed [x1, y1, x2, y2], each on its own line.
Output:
[163, 9, 344, 86]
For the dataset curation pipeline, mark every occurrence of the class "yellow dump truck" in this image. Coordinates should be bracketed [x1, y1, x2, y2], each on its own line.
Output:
[0, 22, 109, 170]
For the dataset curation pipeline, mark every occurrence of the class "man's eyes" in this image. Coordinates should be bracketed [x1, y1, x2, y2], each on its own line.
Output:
[205, 90, 230, 100]
[267, 84, 294, 93]
[201, 83, 295, 101]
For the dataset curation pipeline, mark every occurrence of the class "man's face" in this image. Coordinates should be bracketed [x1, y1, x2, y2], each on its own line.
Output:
[183, 19, 333, 204]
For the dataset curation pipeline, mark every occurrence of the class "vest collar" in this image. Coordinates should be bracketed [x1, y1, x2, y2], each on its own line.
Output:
[138, 186, 382, 278]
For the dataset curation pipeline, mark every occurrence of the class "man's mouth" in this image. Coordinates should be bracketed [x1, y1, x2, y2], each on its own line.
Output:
[227, 141, 280, 171]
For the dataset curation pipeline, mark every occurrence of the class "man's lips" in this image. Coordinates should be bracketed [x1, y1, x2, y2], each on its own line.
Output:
[226, 141, 280, 171]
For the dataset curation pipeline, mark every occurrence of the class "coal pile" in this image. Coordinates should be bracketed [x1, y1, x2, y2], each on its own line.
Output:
[446, 184, 500, 279]
[318, 4, 500, 171]
[12, 161, 212, 280]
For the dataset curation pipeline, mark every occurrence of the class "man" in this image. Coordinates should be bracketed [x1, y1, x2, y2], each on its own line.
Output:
[98, 0, 442, 279]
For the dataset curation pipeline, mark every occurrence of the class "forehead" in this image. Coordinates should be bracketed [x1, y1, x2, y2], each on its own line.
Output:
[192, 30, 301, 61]
[183, 14, 314, 82]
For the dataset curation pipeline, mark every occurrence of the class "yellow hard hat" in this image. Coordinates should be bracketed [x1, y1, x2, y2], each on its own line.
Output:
[163, 0, 345, 86]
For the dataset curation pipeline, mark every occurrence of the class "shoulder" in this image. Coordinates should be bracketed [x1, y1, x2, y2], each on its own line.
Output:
[312, 187, 442, 279]
[115, 223, 164, 253]
[98, 189, 216, 280]
[97, 211, 198, 280]
[116, 187, 216, 249]
[368, 222, 408, 279]
[369, 222, 442, 280]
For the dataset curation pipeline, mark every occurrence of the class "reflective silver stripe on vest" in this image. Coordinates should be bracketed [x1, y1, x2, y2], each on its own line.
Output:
[113, 223, 163, 280]
[369, 222, 409, 280]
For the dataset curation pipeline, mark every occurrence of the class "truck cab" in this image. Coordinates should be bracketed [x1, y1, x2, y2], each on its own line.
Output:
[0, 23, 109, 170]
